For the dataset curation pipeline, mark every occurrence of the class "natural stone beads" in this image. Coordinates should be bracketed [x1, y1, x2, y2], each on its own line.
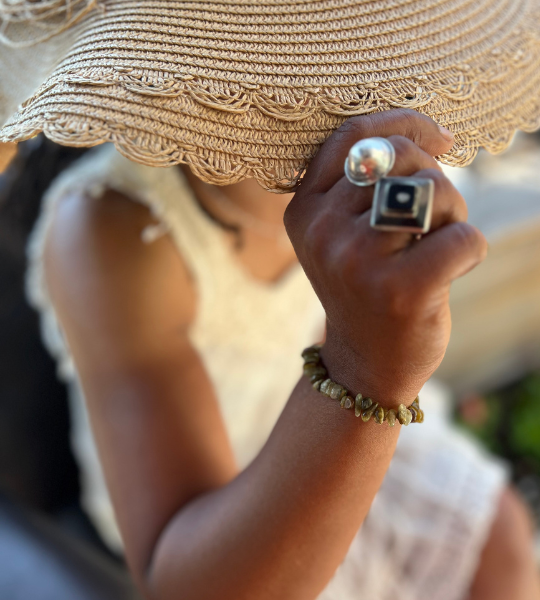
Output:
[319, 378, 348, 401]
[340, 396, 354, 410]
[354, 394, 364, 418]
[386, 409, 397, 427]
[303, 362, 327, 380]
[360, 397, 373, 410]
[329, 382, 348, 401]
[361, 401, 379, 422]
[397, 404, 412, 426]
[301, 345, 424, 426]
[312, 379, 325, 391]
[374, 406, 386, 425]
[409, 397, 424, 423]
[301, 346, 322, 364]
[319, 379, 332, 394]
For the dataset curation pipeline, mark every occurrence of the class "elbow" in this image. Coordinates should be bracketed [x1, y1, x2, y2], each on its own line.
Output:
[129, 538, 195, 600]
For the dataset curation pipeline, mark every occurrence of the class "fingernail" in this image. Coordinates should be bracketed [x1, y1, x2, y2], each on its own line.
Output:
[438, 125, 454, 143]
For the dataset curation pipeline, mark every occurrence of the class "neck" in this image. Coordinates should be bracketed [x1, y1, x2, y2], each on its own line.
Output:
[179, 165, 299, 283]
[179, 165, 294, 230]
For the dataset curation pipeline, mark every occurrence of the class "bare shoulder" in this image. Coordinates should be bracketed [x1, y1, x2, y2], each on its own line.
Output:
[43, 187, 197, 365]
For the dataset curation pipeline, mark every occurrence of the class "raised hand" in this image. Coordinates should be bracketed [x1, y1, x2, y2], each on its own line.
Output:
[285, 109, 487, 404]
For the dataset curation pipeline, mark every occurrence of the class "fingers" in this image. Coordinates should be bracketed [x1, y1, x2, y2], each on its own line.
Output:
[388, 137, 442, 177]
[399, 222, 488, 290]
[314, 166, 467, 264]
[301, 108, 454, 195]
[414, 168, 467, 231]
[286, 131, 458, 263]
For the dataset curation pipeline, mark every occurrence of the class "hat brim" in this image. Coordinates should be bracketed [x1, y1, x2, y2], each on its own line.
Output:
[1, 0, 540, 191]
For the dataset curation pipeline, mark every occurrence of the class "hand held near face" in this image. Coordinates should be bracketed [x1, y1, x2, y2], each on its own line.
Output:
[285, 108, 487, 406]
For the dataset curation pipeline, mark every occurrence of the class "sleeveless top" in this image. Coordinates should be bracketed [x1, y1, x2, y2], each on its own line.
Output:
[26, 145, 508, 600]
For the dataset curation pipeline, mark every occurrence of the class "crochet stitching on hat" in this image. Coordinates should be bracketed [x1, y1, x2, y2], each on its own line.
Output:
[1, 0, 540, 191]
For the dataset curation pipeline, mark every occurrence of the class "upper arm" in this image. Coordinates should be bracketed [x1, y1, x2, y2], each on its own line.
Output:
[44, 187, 196, 370]
[43, 188, 237, 581]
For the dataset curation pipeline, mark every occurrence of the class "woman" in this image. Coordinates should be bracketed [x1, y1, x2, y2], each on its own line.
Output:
[2, 1, 540, 599]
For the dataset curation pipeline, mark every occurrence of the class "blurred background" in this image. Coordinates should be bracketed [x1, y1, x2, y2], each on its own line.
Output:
[0, 132, 539, 598]
[440, 133, 540, 543]
[0, 140, 139, 600]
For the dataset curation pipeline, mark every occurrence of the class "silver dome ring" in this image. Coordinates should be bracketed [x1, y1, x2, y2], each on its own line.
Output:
[344, 137, 396, 187]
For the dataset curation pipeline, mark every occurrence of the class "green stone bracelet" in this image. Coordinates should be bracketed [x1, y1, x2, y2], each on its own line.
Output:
[302, 345, 424, 426]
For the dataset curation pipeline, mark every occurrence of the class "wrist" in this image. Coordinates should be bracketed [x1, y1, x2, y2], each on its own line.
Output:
[319, 329, 421, 409]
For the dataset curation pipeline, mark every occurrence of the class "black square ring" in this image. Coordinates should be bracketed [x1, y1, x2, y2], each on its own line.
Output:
[370, 177, 434, 234]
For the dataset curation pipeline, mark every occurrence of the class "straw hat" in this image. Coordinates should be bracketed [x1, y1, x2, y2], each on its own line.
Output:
[1, 0, 540, 191]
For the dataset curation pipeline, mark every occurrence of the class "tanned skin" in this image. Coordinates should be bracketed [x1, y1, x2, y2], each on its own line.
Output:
[43, 109, 540, 600]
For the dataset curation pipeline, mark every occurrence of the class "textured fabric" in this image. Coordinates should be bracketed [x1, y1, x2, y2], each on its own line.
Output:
[26, 144, 509, 599]
[2, 0, 540, 190]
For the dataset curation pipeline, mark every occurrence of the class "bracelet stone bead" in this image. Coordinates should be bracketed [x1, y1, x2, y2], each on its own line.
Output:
[302, 345, 424, 426]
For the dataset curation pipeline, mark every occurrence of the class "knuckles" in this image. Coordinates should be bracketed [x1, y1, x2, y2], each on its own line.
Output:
[283, 189, 319, 247]
[418, 167, 455, 197]
[416, 168, 468, 221]
[332, 116, 372, 147]
[387, 134, 410, 152]
[452, 222, 488, 261]
[334, 238, 368, 283]
[367, 267, 417, 319]
[282, 197, 297, 237]
[418, 167, 448, 188]
[302, 209, 337, 264]
[335, 245, 417, 319]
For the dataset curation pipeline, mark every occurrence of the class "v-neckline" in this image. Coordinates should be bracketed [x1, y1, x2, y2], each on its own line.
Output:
[216, 226, 303, 291]
[176, 167, 302, 291]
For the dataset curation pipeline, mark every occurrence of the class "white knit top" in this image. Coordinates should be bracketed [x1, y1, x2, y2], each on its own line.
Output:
[26, 145, 508, 600]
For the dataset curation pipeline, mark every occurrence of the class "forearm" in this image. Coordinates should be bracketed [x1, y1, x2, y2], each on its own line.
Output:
[147, 362, 408, 600]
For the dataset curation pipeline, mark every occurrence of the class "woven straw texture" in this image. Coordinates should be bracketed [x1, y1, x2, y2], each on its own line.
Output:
[1, 0, 540, 191]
